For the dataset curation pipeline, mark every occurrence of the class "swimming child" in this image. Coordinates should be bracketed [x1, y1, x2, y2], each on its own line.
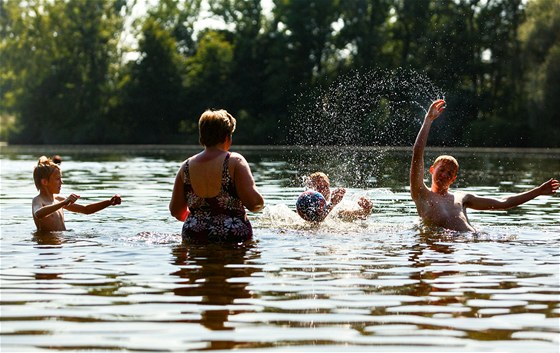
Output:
[32, 156, 122, 232]
[410, 99, 559, 232]
[301, 172, 373, 222]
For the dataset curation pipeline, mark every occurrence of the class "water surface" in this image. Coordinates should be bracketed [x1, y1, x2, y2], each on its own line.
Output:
[1, 145, 559, 352]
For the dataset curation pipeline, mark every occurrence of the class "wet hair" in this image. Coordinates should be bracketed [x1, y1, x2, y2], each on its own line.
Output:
[432, 155, 459, 173]
[305, 172, 331, 200]
[307, 172, 330, 188]
[33, 156, 60, 189]
[198, 109, 236, 147]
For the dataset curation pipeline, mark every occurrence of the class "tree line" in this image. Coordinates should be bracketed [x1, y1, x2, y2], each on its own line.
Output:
[1, 0, 559, 147]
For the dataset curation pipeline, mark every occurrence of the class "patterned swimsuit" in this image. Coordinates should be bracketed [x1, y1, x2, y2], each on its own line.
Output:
[181, 153, 253, 243]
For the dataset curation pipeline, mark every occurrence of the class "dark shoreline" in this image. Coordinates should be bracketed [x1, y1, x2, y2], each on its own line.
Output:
[2, 144, 560, 156]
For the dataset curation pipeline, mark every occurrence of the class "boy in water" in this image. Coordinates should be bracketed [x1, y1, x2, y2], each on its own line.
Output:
[32, 156, 122, 232]
[305, 172, 373, 222]
[410, 99, 559, 232]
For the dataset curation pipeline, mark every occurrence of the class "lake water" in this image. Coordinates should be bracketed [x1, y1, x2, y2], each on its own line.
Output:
[1, 145, 559, 352]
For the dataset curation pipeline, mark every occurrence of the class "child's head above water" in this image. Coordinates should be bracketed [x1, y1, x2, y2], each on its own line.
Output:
[432, 155, 459, 174]
[306, 172, 331, 200]
[33, 156, 60, 190]
[429, 155, 459, 189]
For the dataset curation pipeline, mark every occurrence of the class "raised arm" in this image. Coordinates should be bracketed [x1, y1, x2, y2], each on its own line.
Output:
[232, 153, 264, 212]
[464, 178, 559, 211]
[410, 99, 446, 200]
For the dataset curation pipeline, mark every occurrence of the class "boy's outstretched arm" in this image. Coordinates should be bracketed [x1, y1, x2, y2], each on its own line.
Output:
[410, 99, 446, 200]
[464, 178, 559, 210]
[337, 196, 373, 221]
[65, 194, 121, 215]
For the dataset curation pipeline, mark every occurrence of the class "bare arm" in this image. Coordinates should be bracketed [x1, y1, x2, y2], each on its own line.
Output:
[313, 188, 347, 222]
[464, 178, 559, 210]
[410, 99, 446, 200]
[65, 194, 121, 215]
[330, 188, 346, 206]
[33, 194, 79, 219]
[232, 154, 264, 212]
[169, 165, 190, 221]
[337, 196, 373, 221]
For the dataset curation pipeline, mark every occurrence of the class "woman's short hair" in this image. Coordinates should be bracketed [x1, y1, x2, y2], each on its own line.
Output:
[198, 109, 236, 147]
[33, 156, 60, 189]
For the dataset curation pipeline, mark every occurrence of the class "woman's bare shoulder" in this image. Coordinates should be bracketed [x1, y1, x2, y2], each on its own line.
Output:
[229, 152, 248, 164]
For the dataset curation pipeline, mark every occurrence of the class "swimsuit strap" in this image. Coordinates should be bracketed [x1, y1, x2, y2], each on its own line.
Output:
[183, 158, 191, 185]
[221, 153, 231, 186]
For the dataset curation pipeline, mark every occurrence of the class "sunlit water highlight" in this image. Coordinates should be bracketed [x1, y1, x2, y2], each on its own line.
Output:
[1, 145, 559, 352]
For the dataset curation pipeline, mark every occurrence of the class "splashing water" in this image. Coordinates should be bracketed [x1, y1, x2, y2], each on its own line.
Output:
[289, 68, 445, 147]
[286, 68, 445, 189]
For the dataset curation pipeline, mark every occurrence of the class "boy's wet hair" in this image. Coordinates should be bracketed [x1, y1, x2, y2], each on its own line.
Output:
[432, 155, 459, 172]
[33, 156, 60, 190]
[305, 172, 330, 188]
[198, 109, 236, 147]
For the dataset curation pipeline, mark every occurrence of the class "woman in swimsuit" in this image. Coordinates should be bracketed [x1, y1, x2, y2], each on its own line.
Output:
[169, 109, 264, 243]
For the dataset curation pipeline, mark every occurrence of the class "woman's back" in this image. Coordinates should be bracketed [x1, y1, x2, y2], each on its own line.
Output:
[168, 109, 264, 242]
[181, 152, 252, 242]
[187, 150, 235, 198]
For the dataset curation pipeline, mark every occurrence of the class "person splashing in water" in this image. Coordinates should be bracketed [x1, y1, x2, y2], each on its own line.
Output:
[300, 172, 373, 222]
[410, 99, 559, 232]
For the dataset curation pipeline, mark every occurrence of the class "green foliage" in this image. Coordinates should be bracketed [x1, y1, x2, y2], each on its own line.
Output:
[518, 0, 560, 147]
[336, 0, 392, 69]
[1, 0, 558, 147]
[117, 16, 185, 143]
[183, 30, 235, 132]
[1, 0, 127, 143]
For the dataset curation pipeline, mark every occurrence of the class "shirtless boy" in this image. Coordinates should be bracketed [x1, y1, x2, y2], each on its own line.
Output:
[32, 156, 122, 232]
[410, 99, 559, 232]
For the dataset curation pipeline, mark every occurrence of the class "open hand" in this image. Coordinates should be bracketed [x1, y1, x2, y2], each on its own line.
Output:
[330, 188, 346, 205]
[358, 196, 373, 213]
[425, 99, 446, 122]
[539, 179, 559, 195]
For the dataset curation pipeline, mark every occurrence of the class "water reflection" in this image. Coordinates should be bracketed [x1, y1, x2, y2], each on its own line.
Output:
[2, 147, 559, 352]
[170, 242, 259, 335]
[408, 231, 460, 298]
